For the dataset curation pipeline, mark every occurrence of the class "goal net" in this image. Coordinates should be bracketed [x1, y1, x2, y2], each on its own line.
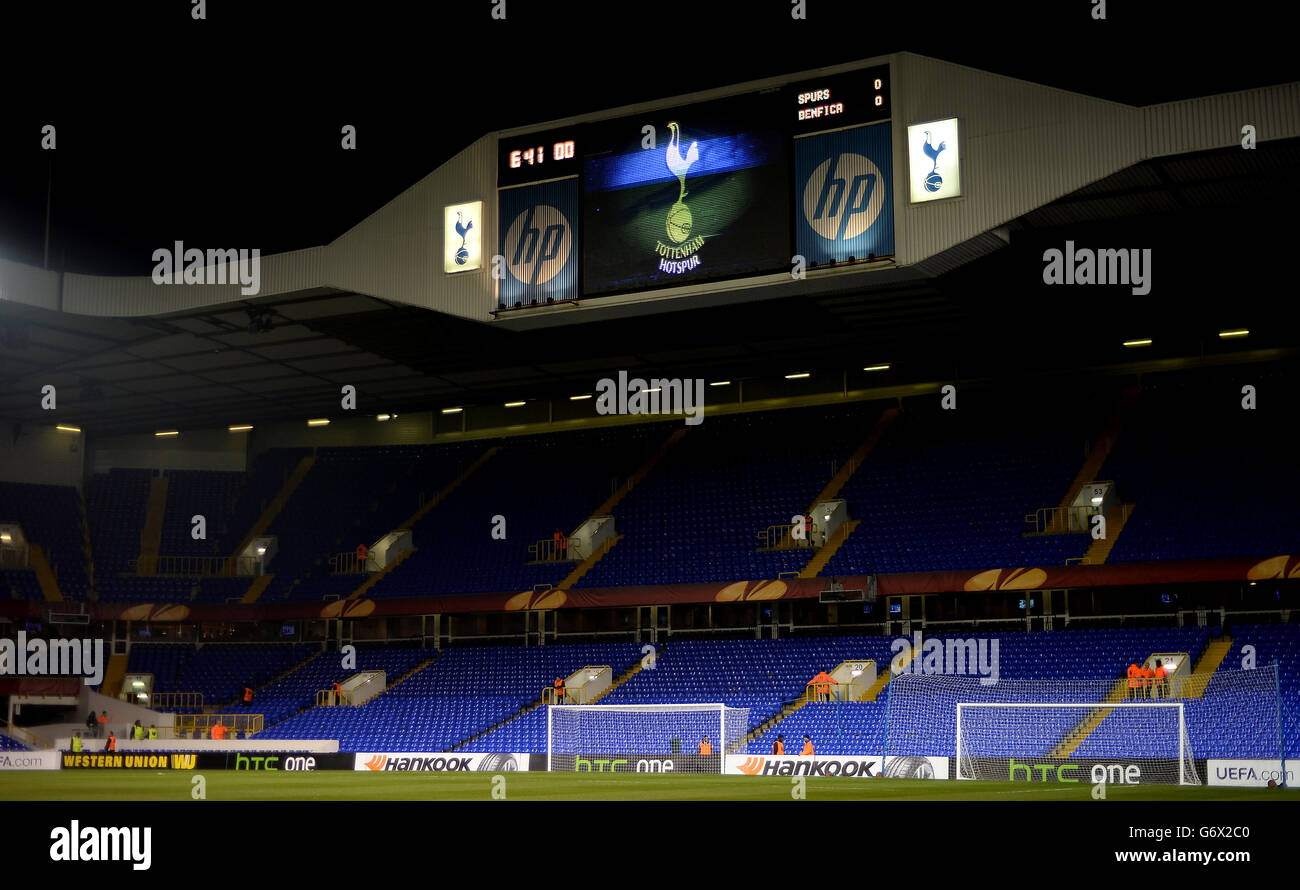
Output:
[885, 666, 1283, 786]
[956, 701, 1197, 785]
[547, 703, 750, 773]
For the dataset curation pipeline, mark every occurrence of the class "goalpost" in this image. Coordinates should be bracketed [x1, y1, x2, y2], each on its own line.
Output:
[885, 666, 1284, 787]
[547, 703, 750, 774]
[955, 701, 1198, 785]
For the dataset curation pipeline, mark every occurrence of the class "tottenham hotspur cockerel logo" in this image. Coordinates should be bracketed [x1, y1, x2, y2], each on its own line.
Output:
[655, 122, 706, 275]
[920, 129, 948, 193]
[453, 211, 474, 265]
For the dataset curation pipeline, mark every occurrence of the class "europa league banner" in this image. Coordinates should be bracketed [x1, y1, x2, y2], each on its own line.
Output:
[793, 123, 894, 266]
[497, 179, 580, 308]
[581, 92, 790, 296]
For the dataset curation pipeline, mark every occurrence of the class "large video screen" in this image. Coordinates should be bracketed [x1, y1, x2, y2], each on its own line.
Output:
[581, 93, 791, 296]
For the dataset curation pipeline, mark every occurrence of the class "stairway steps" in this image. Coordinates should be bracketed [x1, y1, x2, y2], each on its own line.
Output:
[399, 447, 502, 531]
[29, 544, 64, 602]
[1079, 502, 1136, 565]
[136, 476, 170, 572]
[811, 406, 899, 506]
[233, 455, 316, 559]
[347, 548, 416, 601]
[557, 535, 623, 590]
[798, 520, 861, 579]
[1057, 384, 1142, 512]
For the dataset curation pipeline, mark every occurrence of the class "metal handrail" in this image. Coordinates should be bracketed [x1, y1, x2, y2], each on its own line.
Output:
[329, 552, 373, 575]
[119, 691, 205, 710]
[756, 524, 797, 551]
[1025, 506, 1068, 533]
[316, 689, 355, 707]
[128, 555, 261, 577]
[528, 538, 571, 562]
[1, 720, 52, 749]
[802, 680, 864, 703]
[172, 713, 263, 737]
[541, 685, 590, 705]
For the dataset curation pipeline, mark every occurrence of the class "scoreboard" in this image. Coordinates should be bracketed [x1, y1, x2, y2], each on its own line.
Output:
[787, 65, 891, 131]
[494, 63, 893, 309]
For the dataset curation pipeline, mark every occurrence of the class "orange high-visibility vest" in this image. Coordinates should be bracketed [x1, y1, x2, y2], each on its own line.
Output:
[699, 741, 712, 755]
[1127, 664, 1141, 688]
[801, 741, 814, 755]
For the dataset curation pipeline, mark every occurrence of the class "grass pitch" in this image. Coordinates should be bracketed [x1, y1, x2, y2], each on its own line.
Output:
[1, 771, 1293, 802]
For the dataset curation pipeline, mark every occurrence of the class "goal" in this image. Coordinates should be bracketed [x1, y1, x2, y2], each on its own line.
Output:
[884, 666, 1284, 787]
[547, 703, 750, 773]
[956, 701, 1198, 785]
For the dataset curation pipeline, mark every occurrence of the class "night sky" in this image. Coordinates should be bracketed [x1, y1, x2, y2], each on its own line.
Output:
[0, 0, 1295, 276]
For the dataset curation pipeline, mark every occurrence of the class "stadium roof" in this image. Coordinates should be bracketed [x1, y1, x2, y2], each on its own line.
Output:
[1, 135, 1296, 436]
[2, 3, 1297, 436]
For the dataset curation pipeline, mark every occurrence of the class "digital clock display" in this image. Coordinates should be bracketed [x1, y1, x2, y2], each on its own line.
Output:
[499, 126, 583, 187]
[509, 140, 575, 169]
